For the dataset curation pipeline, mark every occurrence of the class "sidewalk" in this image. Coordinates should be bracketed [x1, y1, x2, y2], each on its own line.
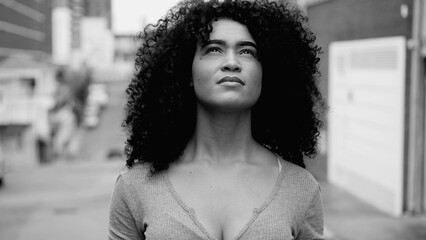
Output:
[319, 180, 426, 240]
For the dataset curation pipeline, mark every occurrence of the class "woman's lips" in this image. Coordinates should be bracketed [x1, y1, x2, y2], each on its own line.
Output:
[217, 76, 245, 85]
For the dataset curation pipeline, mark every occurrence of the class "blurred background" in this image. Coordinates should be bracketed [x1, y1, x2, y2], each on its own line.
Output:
[0, 0, 425, 239]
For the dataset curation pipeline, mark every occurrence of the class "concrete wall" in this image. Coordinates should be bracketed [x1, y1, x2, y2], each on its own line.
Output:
[0, 0, 52, 55]
[306, 0, 414, 216]
[307, 0, 413, 100]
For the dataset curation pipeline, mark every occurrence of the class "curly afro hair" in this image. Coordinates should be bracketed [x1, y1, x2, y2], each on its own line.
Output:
[123, 0, 325, 175]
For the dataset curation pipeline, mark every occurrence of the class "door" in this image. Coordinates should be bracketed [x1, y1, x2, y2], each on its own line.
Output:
[328, 36, 406, 217]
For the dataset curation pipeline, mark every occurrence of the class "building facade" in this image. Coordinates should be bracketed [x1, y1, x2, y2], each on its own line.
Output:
[0, 0, 56, 167]
[0, 0, 113, 169]
[302, 0, 426, 216]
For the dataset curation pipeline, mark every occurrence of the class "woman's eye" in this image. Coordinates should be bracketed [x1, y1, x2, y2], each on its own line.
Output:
[240, 49, 257, 57]
[205, 47, 222, 54]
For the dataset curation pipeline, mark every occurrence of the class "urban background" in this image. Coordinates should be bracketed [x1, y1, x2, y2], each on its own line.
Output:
[0, 0, 425, 239]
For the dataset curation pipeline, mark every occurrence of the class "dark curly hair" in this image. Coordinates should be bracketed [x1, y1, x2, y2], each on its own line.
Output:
[123, 0, 325, 175]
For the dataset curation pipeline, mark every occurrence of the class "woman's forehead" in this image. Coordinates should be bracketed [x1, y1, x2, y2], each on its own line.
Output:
[209, 18, 254, 42]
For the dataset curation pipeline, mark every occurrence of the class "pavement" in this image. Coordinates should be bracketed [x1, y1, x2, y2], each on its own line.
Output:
[2, 78, 426, 240]
[2, 147, 426, 240]
[319, 180, 426, 240]
[0, 158, 124, 240]
[305, 154, 426, 240]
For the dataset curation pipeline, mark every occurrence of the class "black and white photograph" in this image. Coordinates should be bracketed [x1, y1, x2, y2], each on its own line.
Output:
[0, 1, 425, 240]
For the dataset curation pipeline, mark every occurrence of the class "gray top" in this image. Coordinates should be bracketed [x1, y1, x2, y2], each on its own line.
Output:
[108, 159, 324, 240]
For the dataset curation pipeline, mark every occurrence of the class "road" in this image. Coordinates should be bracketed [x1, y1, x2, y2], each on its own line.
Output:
[0, 80, 129, 240]
[2, 79, 426, 240]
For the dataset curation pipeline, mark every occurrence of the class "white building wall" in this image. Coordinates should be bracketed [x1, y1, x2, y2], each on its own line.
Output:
[52, 7, 72, 65]
[0, 63, 57, 167]
[328, 36, 406, 216]
[80, 17, 114, 70]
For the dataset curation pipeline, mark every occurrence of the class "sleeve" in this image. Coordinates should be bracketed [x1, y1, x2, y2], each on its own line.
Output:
[108, 174, 145, 240]
[296, 184, 325, 240]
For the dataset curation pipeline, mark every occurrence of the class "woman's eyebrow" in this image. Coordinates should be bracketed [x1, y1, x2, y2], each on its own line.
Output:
[202, 39, 258, 49]
[237, 41, 258, 49]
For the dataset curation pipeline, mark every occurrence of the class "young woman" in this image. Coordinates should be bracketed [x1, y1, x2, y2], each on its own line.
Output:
[108, 0, 325, 239]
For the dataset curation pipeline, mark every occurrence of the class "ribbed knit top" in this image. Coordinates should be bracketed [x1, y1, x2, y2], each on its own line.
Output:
[108, 158, 324, 240]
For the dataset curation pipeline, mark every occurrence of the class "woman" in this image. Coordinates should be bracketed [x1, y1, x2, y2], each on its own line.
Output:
[109, 0, 325, 239]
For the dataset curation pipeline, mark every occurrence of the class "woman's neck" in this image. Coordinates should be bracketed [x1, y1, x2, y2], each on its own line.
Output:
[185, 106, 258, 165]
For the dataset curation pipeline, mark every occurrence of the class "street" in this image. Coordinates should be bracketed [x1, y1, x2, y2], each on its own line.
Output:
[0, 80, 129, 240]
[1, 79, 426, 240]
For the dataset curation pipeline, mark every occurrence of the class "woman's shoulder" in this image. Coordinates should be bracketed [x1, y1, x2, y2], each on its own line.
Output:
[115, 162, 158, 187]
[279, 158, 320, 190]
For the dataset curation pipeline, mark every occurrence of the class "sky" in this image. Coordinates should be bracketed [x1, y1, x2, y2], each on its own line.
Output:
[112, 0, 181, 35]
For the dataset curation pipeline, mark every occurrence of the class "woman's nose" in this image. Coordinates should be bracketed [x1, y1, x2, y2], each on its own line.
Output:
[221, 52, 241, 72]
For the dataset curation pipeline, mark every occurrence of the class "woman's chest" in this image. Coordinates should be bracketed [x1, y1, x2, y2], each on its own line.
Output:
[142, 199, 297, 240]
[160, 168, 286, 240]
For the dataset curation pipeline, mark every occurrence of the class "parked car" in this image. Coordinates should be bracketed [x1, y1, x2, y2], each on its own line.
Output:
[87, 83, 109, 109]
[82, 83, 109, 129]
[82, 102, 101, 128]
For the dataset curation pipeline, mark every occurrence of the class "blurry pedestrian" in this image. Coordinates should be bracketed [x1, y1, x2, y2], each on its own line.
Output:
[51, 68, 78, 160]
[109, 0, 325, 239]
[51, 101, 78, 160]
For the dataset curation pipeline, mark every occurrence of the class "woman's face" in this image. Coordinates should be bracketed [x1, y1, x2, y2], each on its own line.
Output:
[192, 18, 263, 112]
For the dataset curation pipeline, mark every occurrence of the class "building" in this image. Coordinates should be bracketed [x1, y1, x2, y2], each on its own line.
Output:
[0, 0, 56, 167]
[52, 0, 84, 65]
[52, 0, 114, 70]
[83, 0, 112, 29]
[81, 0, 114, 71]
[300, 0, 425, 216]
[0, 0, 114, 168]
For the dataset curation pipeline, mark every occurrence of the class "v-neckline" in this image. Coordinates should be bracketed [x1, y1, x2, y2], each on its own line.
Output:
[162, 158, 284, 240]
